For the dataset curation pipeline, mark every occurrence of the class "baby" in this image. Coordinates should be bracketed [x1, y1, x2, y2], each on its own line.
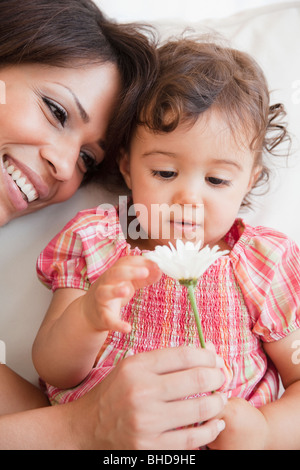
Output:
[34, 38, 300, 449]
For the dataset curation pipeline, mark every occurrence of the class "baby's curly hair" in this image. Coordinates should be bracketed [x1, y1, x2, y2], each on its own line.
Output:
[101, 36, 290, 207]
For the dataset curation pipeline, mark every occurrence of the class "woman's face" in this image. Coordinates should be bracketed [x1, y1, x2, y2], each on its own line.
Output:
[0, 62, 120, 226]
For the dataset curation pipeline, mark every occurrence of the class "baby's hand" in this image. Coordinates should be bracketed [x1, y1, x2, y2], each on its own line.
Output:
[207, 397, 269, 450]
[82, 256, 162, 334]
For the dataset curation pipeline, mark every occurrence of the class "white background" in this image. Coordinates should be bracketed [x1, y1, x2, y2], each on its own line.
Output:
[96, 0, 289, 22]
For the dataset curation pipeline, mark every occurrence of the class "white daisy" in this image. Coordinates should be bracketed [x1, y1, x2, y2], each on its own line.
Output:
[144, 239, 228, 284]
[144, 240, 228, 348]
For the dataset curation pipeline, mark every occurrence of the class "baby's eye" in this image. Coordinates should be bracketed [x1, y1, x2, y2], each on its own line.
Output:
[79, 151, 98, 173]
[43, 97, 67, 127]
[206, 176, 231, 187]
[152, 170, 177, 179]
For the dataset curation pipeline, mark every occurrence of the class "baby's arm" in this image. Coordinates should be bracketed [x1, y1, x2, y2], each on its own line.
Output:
[209, 328, 300, 449]
[259, 328, 300, 449]
[32, 256, 161, 389]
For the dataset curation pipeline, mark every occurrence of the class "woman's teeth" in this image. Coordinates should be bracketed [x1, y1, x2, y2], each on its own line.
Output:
[4, 160, 38, 202]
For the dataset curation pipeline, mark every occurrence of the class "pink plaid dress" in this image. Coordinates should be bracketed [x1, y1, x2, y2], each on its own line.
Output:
[37, 206, 300, 406]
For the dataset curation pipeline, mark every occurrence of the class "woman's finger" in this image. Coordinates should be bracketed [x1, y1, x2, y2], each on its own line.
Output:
[152, 418, 226, 450]
[158, 366, 224, 401]
[126, 346, 223, 375]
[159, 393, 227, 431]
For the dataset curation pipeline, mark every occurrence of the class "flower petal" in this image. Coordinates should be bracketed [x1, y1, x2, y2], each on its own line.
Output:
[144, 241, 228, 281]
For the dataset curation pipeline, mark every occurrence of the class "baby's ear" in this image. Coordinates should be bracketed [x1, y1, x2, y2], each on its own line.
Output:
[118, 149, 132, 190]
[248, 164, 263, 191]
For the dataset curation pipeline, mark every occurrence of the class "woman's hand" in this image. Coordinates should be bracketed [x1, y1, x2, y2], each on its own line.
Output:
[78, 346, 227, 450]
[0, 347, 226, 450]
[82, 256, 162, 334]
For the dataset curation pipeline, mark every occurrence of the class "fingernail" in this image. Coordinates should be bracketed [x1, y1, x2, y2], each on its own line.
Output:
[216, 355, 225, 368]
[205, 341, 216, 352]
[139, 268, 149, 277]
[217, 419, 226, 432]
[220, 393, 228, 405]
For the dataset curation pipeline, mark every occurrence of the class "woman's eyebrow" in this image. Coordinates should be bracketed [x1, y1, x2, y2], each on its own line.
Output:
[55, 82, 89, 123]
[54, 82, 105, 153]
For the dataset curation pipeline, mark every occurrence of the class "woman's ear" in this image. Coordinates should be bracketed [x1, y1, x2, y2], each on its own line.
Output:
[119, 150, 132, 190]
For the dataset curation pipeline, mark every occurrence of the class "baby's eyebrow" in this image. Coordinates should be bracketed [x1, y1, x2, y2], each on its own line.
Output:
[211, 158, 242, 171]
[142, 150, 177, 158]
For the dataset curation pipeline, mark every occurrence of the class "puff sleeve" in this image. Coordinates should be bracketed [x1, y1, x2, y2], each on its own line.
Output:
[37, 206, 126, 292]
[232, 225, 300, 342]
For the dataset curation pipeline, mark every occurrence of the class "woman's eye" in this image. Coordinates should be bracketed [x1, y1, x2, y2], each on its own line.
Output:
[79, 151, 98, 173]
[43, 97, 67, 127]
[152, 170, 177, 179]
[207, 176, 231, 186]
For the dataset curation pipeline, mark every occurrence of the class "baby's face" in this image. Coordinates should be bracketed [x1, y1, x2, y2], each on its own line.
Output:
[119, 110, 261, 251]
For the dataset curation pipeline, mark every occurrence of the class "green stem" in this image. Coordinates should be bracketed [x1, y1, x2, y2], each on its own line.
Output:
[187, 285, 206, 349]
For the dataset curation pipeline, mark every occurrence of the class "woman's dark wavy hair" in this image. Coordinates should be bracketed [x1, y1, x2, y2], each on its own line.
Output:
[103, 36, 290, 208]
[0, 0, 158, 183]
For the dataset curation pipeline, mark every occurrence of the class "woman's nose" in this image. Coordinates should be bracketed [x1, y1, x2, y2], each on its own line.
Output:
[40, 144, 79, 181]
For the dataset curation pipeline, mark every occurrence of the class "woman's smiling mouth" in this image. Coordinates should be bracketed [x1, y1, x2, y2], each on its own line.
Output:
[4, 158, 38, 203]
[1, 153, 51, 213]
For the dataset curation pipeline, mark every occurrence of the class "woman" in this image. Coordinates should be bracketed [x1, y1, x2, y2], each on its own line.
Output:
[0, 0, 225, 449]
[0, 0, 156, 226]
